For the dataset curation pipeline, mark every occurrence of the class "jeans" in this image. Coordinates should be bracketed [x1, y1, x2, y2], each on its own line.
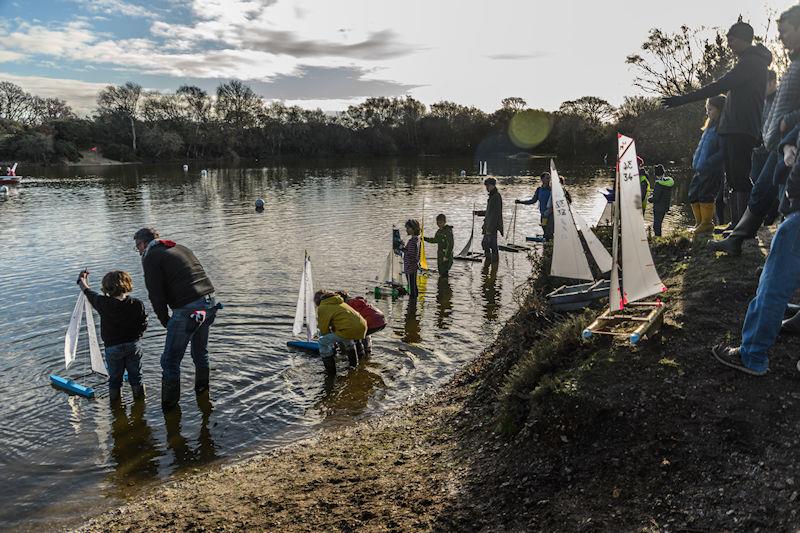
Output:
[406, 271, 419, 298]
[161, 294, 218, 381]
[319, 332, 347, 358]
[748, 150, 779, 218]
[739, 212, 800, 372]
[106, 341, 143, 389]
[652, 206, 668, 237]
[482, 232, 499, 262]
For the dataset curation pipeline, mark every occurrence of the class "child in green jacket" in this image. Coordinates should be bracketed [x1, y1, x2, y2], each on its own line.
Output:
[649, 164, 675, 237]
[423, 214, 454, 276]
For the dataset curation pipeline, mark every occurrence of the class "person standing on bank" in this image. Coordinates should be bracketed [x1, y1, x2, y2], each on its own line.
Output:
[516, 172, 553, 241]
[649, 164, 675, 237]
[474, 177, 503, 263]
[709, 7, 800, 256]
[688, 96, 726, 234]
[663, 19, 773, 227]
[133, 228, 218, 410]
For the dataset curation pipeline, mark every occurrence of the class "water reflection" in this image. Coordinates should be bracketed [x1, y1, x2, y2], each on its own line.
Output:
[162, 395, 218, 469]
[481, 260, 501, 320]
[315, 365, 387, 421]
[401, 300, 422, 344]
[435, 276, 453, 329]
[109, 402, 159, 491]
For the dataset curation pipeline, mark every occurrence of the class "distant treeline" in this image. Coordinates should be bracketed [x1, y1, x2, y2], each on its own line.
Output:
[1, 24, 774, 166]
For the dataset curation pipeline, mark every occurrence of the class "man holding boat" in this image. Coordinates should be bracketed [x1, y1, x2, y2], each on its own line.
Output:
[474, 177, 503, 263]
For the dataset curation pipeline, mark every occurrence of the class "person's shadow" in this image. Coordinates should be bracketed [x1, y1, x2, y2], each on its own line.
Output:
[435, 276, 453, 329]
[109, 401, 160, 492]
[402, 298, 422, 344]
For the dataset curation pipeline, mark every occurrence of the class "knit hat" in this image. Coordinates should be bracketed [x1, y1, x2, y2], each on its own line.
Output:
[484, 177, 497, 185]
[727, 21, 754, 42]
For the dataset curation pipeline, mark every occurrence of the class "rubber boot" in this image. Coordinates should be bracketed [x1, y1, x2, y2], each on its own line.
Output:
[161, 378, 180, 411]
[109, 387, 122, 404]
[782, 311, 800, 335]
[363, 335, 373, 356]
[322, 356, 336, 375]
[345, 342, 358, 367]
[695, 203, 715, 234]
[707, 206, 761, 256]
[690, 203, 701, 231]
[195, 367, 209, 394]
[131, 383, 146, 401]
[355, 340, 366, 361]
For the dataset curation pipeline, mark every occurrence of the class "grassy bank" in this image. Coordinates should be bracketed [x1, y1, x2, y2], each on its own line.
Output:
[83, 228, 800, 532]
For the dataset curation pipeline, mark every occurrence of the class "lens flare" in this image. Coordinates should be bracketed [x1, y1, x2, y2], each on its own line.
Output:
[508, 110, 551, 149]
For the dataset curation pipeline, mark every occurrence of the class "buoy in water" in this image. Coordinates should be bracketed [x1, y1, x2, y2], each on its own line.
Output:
[0, 185, 8, 197]
[182, 164, 189, 172]
[255, 198, 265, 210]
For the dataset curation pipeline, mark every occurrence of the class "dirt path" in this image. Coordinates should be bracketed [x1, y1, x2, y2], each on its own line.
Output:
[83, 229, 800, 532]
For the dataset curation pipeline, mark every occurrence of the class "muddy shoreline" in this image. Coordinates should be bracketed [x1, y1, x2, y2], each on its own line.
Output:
[82, 228, 800, 532]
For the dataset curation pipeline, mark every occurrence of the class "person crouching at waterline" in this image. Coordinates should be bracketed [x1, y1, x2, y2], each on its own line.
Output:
[133, 227, 218, 411]
[314, 290, 367, 375]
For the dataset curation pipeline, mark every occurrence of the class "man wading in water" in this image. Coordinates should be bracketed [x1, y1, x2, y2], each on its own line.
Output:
[133, 228, 218, 410]
[474, 177, 504, 263]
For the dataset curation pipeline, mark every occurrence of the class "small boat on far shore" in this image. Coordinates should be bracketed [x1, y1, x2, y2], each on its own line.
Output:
[0, 176, 21, 185]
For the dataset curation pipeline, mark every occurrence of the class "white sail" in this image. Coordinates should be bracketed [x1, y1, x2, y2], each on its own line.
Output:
[597, 201, 614, 226]
[617, 134, 666, 305]
[573, 210, 612, 274]
[303, 256, 317, 341]
[550, 160, 593, 281]
[64, 291, 106, 375]
[459, 208, 477, 256]
[64, 293, 84, 369]
[84, 298, 107, 376]
[292, 257, 307, 337]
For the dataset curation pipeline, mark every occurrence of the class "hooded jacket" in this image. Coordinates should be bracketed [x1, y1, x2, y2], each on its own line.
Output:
[669, 44, 772, 140]
[423, 224, 454, 264]
[762, 51, 800, 151]
[692, 123, 725, 175]
[317, 294, 367, 340]
[649, 175, 675, 210]
[345, 296, 386, 330]
[518, 186, 552, 217]
[141, 240, 215, 326]
[476, 188, 504, 235]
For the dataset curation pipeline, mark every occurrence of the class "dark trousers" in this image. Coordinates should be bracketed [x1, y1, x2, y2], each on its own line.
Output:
[722, 134, 758, 192]
[406, 272, 418, 298]
[653, 206, 668, 237]
[106, 341, 143, 389]
[688, 171, 723, 204]
[748, 150, 779, 218]
[715, 181, 727, 225]
[437, 258, 453, 277]
[161, 295, 218, 381]
[543, 215, 554, 241]
[481, 233, 499, 262]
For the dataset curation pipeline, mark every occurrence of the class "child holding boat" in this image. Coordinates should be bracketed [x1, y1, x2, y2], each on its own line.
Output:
[423, 214, 454, 276]
[76, 270, 148, 402]
[314, 290, 367, 375]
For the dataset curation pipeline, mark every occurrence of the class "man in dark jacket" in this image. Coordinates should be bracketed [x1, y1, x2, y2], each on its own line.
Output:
[474, 178, 503, 263]
[709, 6, 800, 255]
[663, 20, 773, 226]
[712, 128, 800, 375]
[134, 227, 218, 410]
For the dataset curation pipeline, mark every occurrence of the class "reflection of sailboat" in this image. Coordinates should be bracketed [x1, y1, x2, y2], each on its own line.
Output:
[595, 188, 615, 227]
[583, 134, 667, 345]
[454, 204, 484, 262]
[374, 227, 406, 298]
[50, 291, 109, 398]
[499, 203, 531, 252]
[546, 160, 613, 311]
[287, 252, 320, 352]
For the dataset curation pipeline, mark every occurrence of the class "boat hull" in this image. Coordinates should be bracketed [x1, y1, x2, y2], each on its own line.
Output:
[454, 252, 484, 262]
[287, 340, 320, 353]
[49, 374, 95, 398]
[0, 177, 20, 185]
[546, 279, 611, 311]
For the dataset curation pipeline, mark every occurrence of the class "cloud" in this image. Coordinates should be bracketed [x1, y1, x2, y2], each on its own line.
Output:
[236, 28, 413, 60]
[73, 0, 158, 19]
[7, 21, 98, 56]
[0, 72, 109, 115]
[0, 50, 25, 63]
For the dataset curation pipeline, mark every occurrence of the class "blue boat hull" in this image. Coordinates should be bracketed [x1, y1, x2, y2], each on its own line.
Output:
[49, 374, 95, 398]
[287, 340, 320, 353]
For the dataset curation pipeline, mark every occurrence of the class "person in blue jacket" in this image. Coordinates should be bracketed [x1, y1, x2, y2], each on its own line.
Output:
[688, 95, 726, 233]
[516, 172, 553, 240]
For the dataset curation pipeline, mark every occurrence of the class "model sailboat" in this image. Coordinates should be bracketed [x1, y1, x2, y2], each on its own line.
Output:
[454, 203, 484, 262]
[287, 252, 320, 352]
[374, 227, 407, 297]
[49, 291, 109, 398]
[499, 203, 530, 252]
[546, 160, 614, 311]
[583, 134, 667, 345]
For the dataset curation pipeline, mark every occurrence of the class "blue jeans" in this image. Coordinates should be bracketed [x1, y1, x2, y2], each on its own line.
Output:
[482, 232, 499, 261]
[161, 294, 218, 381]
[748, 150, 779, 218]
[106, 341, 143, 389]
[739, 212, 800, 372]
[318, 332, 348, 359]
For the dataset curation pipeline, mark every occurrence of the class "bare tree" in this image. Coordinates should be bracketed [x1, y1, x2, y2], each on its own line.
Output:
[0, 81, 34, 123]
[97, 82, 142, 150]
[501, 96, 527, 111]
[559, 96, 616, 125]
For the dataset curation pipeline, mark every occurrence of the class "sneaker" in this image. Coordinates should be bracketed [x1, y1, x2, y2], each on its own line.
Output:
[711, 344, 768, 376]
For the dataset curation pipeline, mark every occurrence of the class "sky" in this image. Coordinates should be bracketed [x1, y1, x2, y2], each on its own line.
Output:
[0, 0, 795, 116]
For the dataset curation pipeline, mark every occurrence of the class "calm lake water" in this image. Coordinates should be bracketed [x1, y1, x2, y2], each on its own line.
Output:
[0, 156, 691, 530]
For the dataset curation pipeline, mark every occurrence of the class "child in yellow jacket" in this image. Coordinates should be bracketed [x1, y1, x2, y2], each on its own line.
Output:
[314, 290, 367, 374]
